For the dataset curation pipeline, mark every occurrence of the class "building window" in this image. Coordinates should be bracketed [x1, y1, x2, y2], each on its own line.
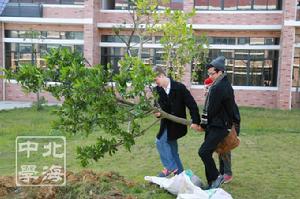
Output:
[5, 43, 83, 70]
[102, 0, 183, 10]
[207, 36, 279, 45]
[5, 30, 83, 40]
[193, 49, 278, 87]
[101, 47, 166, 74]
[208, 37, 236, 45]
[6, 0, 84, 4]
[293, 49, 300, 88]
[101, 46, 279, 87]
[195, 0, 282, 10]
[238, 37, 249, 45]
[101, 35, 140, 43]
[250, 38, 265, 45]
[4, 30, 18, 38]
[100, 35, 279, 86]
[65, 32, 84, 40]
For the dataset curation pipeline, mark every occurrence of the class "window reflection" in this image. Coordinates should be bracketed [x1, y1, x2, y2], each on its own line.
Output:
[7, 0, 84, 4]
[5, 30, 83, 40]
[195, 0, 282, 10]
[99, 35, 279, 87]
[293, 49, 300, 88]
[5, 43, 83, 70]
[103, 0, 183, 10]
[193, 49, 278, 86]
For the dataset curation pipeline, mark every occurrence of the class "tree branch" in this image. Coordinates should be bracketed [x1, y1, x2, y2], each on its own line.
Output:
[115, 118, 160, 147]
[116, 97, 192, 126]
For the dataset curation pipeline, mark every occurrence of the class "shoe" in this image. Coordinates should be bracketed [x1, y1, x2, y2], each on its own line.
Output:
[157, 168, 178, 177]
[223, 174, 233, 184]
[172, 169, 179, 176]
[208, 175, 224, 189]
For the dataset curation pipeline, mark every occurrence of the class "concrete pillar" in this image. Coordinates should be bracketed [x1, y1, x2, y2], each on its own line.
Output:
[277, 0, 297, 109]
[84, 0, 100, 66]
[0, 22, 3, 100]
[183, 0, 194, 13]
[182, 63, 192, 89]
[182, 0, 194, 88]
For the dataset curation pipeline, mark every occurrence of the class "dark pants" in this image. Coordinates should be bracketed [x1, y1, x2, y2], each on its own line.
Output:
[198, 126, 228, 185]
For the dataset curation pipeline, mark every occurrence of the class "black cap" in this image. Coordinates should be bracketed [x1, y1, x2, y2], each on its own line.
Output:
[207, 56, 226, 71]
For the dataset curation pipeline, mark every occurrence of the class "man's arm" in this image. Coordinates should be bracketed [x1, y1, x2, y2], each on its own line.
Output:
[182, 85, 201, 125]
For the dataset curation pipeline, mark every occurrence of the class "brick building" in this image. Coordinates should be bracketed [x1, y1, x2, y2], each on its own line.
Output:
[0, 0, 299, 110]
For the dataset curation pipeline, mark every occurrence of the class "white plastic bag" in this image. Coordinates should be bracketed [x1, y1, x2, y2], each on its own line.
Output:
[145, 170, 208, 198]
[177, 188, 232, 199]
[144, 170, 233, 199]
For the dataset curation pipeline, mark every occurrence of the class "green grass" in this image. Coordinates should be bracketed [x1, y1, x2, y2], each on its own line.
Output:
[1, 106, 300, 198]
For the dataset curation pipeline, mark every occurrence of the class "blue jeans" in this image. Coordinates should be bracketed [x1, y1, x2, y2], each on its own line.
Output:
[156, 129, 183, 173]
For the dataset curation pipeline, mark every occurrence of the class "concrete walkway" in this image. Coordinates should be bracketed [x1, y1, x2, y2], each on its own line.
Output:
[0, 101, 60, 110]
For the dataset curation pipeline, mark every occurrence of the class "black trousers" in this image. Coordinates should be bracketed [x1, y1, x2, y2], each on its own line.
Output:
[198, 126, 228, 185]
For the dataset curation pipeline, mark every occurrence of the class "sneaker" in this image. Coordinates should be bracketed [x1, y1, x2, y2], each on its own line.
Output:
[157, 168, 171, 177]
[207, 175, 224, 189]
[223, 174, 233, 184]
[172, 169, 179, 176]
[157, 168, 178, 177]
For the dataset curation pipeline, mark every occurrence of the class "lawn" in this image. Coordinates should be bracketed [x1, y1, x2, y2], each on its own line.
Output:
[0, 106, 300, 198]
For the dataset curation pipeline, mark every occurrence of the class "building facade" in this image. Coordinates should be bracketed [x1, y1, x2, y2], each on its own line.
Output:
[0, 0, 299, 110]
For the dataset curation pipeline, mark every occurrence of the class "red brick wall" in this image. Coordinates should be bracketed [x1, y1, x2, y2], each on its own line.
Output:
[191, 88, 278, 108]
[190, 88, 207, 105]
[292, 91, 300, 108]
[4, 83, 281, 109]
[98, 12, 282, 25]
[277, 0, 297, 109]
[43, 7, 84, 18]
[5, 24, 83, 32]
[234, 89, 277, 108]
[283, 0, 297, 20]
[98, 12, 135, 24]
[5, 83, 60, 103]
[182, 64, 192, 89]
[192, 13, 282, 25]
[84, 0, 100, 66]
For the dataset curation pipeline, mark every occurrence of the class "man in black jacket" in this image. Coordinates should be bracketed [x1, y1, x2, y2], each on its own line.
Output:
[204, 78, 241, 184]
[199, 56, 236, 189]
[153, 66, 200, 177]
